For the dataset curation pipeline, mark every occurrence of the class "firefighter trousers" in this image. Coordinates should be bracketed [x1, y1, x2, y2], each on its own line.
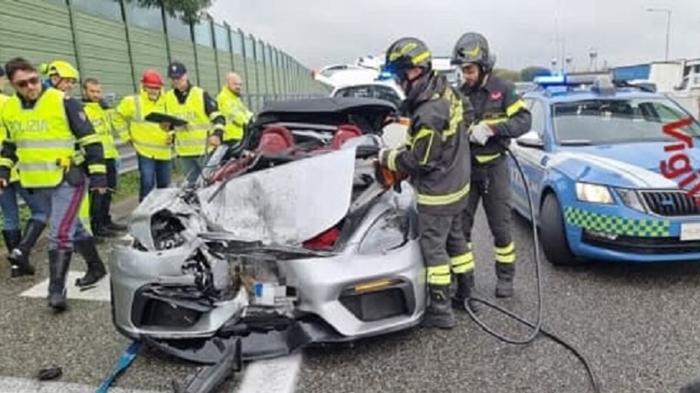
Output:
[418, 212, 473, 286]
[462, 157, 516, 271]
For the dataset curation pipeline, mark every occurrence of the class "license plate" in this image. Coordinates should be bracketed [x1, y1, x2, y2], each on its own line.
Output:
[680, 223, 700, 241]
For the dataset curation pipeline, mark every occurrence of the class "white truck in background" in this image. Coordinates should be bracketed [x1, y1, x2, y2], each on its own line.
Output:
[612, 59, 700, 119]
[668, 59, 700, 120]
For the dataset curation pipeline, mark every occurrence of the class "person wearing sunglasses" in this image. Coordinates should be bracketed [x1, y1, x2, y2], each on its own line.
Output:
[0, 64, 50, 278]
[377, 38, 472, 329]
[0, 58, 107, 311]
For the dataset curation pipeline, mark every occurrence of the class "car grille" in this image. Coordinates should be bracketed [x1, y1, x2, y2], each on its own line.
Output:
[641, 191, 700, 216]
[582, 232, 700, 254]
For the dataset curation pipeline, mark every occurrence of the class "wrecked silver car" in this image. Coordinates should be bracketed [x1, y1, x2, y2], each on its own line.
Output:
[109, 98, 425, 391]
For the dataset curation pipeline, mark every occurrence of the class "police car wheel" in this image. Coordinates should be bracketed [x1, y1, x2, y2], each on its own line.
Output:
[540, 193, 578, 265]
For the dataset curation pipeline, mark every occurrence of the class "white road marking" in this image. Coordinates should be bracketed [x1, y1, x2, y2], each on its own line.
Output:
[235, 354, 302, 393]
[20, 271, 111, 302]
[0, 376, 162, 393]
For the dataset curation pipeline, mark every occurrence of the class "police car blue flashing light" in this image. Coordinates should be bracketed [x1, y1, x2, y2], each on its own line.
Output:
[533, 73, 567, 86]
[376, 70, 395, 81]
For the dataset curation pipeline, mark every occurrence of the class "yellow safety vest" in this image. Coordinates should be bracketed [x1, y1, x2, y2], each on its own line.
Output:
[217, 87, 252, 142]
[114, 91, 172, 160]
[165, 86, 211, 157]
[0, 88, 76, 188]
[0, 93, 20, 182]
[84, 102, 119, 160]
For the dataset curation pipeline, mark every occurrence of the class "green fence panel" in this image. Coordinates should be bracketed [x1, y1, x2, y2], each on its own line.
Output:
[168, 39, 197, 85]
[193, 19, 216, 92]
[195, 46, 218, 93]
[126, 26, 168, 81]
[71, 4, 133, 97]
[0, 0, 76, 69]
[255, 40, 268, 96]
[165, 15, 197, 86]
[213, 24, 231, 93]
[232, 54, 247, 88]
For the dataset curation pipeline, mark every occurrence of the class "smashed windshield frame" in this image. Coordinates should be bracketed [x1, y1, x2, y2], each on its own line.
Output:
[552, 97, 700, 145]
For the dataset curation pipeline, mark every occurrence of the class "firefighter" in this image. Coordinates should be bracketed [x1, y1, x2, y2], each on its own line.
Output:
[113, 70, 172, 201]
[0, 65, 50, 273]
[0, 58, 107, 310]
[378, 38, 472, 329]
[217, 72, 253, 144]
[44, 60, 108, 288]
[82, 77, 126, 235]
[164, 61, 225, 185]
[451, 32, 531, 298]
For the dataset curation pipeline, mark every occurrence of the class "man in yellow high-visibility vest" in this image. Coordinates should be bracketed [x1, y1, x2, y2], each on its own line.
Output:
[165, 62, 225, 185]
[45, 60, 108, 288]
[0, 65, 50, 276]
[82, 77, 125, 238]
[217, 72, 253, 144]
[0, 58, 107, 311]
[113, 70, 172, 201]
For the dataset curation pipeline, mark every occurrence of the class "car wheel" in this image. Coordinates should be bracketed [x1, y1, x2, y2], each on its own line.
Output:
[539, 193, 578, 265]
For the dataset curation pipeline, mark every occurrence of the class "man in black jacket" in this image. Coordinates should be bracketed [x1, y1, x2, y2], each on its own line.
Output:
[452, 32, 532, 298]
[378, 37, 472, 329]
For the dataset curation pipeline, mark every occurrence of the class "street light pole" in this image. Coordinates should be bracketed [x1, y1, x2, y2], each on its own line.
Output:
[647, 7, 672, 61]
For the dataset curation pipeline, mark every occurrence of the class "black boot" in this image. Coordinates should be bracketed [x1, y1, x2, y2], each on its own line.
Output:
[91, 192, 118, 238]
[423, 284, 456, 329]
[103, 193, 127, 232]
[452, 273, 476, 311]
[48, 249, 72, 311]
[2, 229, 21, 256]
[74, 238, 107, 287]
[495, 263, 515, 298]
[8, 219, 46, 277]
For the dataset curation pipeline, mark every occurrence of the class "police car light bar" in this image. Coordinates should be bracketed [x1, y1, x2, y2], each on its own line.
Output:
[533, 74, 567, 86]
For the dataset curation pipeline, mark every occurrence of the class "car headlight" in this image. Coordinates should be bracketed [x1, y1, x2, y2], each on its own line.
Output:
[575, 182, 613, 204]
[615, 188, 646, 212]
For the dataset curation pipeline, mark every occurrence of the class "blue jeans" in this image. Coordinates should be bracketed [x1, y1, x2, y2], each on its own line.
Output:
[137, 155, 172, 201]
[31, 180, 91, 251]
[180, 156, 204, 185]
[0, 181, 49, 230]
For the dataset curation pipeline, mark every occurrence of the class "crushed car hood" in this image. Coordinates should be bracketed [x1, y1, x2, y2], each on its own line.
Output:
[197, 148, 356, 246]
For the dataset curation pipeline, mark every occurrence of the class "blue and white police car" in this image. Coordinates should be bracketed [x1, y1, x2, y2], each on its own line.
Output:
[510, 74, 700, 264]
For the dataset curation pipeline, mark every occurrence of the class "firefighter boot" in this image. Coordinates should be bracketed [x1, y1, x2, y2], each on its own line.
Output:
[8, 219, 45, 277]
[74, 238, 107, 287]
[495, 262, 515, 298]
[452, 273, 477, 312]
[423, 284, 456, 329]
[48, 249, 72, 311]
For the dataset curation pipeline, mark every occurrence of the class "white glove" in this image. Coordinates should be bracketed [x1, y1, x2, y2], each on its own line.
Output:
[469, 123, 495, 145]
[378, 147, 392, 166]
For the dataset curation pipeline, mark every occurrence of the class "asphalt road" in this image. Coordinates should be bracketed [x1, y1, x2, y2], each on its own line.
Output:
[1, 204, 700, 393]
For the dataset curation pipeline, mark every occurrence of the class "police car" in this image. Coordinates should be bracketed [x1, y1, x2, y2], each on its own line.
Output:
[510, 73, 700, 264]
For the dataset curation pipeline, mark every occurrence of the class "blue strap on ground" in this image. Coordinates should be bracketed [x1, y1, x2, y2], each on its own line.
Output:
[95, 340, 142, 393]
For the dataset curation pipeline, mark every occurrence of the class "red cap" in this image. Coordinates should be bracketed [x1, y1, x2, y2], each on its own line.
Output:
[141, 69, 164, 88]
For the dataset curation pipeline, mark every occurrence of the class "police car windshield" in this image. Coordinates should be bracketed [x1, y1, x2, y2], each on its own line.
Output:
[552, 98, 700, 145]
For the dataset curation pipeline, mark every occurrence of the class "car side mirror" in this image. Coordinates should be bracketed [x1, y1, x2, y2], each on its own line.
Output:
[516, 133, 545, 149]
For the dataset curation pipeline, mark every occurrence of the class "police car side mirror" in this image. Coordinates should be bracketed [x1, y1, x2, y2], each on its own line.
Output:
[516, 133, 544, 149]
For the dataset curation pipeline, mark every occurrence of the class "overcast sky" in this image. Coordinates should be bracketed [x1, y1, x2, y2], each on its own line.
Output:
[210, 0, 700, 72]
